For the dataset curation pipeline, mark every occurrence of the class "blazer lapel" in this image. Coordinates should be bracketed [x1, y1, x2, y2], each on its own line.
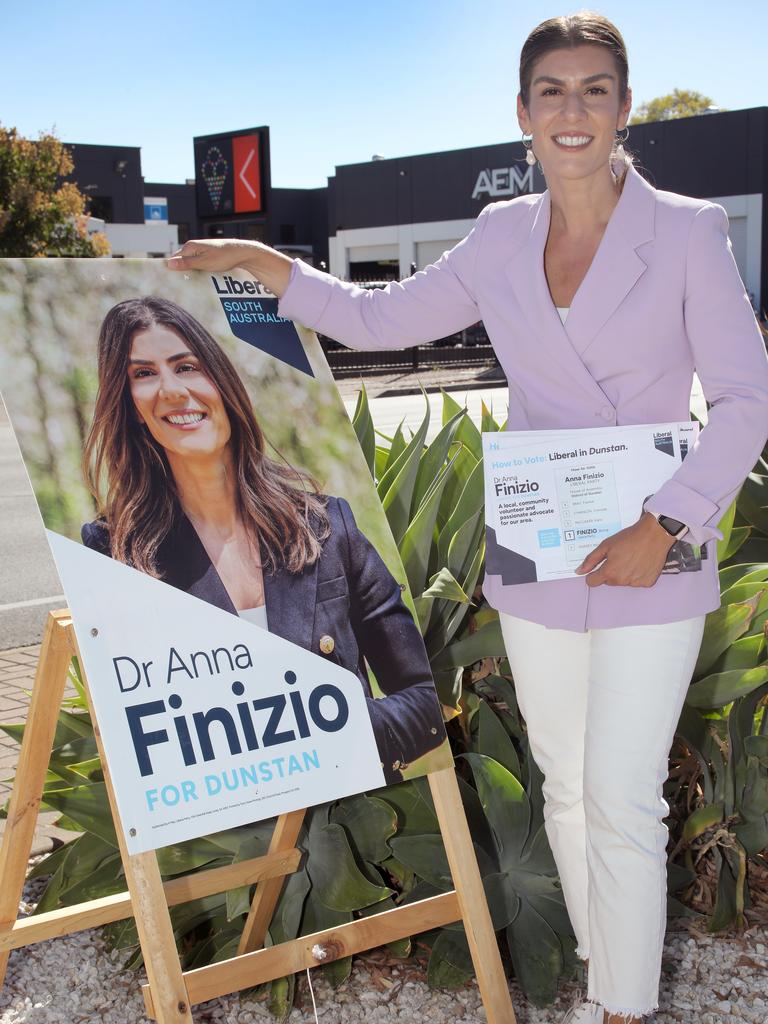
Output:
[263, 555, 319, 653]
[505, 192, 610, 406]
[564, 163, 656, 356]
[159, 515, 238, 614]
[504, 162, 656, 398]
[159, 515, 320, 648]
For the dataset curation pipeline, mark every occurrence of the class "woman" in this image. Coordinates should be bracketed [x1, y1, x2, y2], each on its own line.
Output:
[81, 296, 446, 785]
[167, 14, 768, 1023]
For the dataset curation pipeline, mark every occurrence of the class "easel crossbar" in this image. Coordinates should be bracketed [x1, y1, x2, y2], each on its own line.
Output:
[143, 890, 462, 1016]
[0, 847, 301, 953]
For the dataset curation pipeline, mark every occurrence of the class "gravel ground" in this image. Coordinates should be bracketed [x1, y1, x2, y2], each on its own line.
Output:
[1, 873, 766, 1024]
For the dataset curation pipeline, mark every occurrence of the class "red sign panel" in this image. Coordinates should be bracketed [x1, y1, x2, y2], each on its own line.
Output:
[233, 134, 262, 213]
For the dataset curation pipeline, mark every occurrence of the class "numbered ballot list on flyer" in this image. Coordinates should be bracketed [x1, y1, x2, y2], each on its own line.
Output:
[483, 421, 699, 583]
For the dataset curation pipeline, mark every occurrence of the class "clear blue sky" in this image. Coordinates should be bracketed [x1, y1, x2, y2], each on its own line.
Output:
[3, 0, 765, 189]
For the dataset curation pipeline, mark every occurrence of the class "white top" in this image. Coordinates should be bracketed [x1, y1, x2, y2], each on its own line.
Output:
[556, 306, 569, 323]
[239, 605, 268, 629]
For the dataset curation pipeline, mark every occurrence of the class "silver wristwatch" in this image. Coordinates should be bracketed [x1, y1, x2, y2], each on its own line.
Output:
[650, 512, 689, 540]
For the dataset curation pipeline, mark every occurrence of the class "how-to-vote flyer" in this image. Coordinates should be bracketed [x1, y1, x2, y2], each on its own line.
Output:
[484, 421, 706, 585]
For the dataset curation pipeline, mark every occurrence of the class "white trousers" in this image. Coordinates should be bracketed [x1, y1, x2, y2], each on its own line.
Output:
[498, 612, 706, 1018]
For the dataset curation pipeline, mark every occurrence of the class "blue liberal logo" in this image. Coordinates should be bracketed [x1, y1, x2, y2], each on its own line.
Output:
[214, 275, 314, 377]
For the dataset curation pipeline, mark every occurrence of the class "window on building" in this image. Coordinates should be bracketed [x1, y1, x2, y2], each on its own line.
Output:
[240, 223, 265, 241]
[88, 196, 114, 222]
[206, 222, 265, 241]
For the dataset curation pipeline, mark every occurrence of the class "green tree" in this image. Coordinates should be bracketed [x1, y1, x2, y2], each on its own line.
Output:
[630, 89, 719, 124]
[0, 125, 110, 257]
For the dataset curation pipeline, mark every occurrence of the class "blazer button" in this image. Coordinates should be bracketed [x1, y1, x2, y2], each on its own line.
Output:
[600, 406, 614, 421]
[430, 727, 438, 734]
[319, 635, 335, 655]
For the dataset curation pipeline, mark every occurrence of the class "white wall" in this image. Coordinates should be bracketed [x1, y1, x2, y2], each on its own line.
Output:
[706, 193, 762, 310]
[330, 218, 474, 279]
[103, 222, 179, 258]
[330, 193, 763, 310]
[348, 243, 398, 264]
[416, 239, 460, 267]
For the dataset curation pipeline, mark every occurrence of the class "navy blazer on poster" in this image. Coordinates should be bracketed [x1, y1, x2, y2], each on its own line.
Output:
[82, 496, 445, 783]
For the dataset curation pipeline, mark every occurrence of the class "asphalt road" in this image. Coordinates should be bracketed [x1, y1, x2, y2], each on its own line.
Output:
[0, 402, 65, 648]
[341, 385, 510, 443]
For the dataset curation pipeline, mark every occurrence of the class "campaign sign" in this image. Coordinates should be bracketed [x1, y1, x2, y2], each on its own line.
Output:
[51, 533, 385, 854]
[0, 259, 452, 854]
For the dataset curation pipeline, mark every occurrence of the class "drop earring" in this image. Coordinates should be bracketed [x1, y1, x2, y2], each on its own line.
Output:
[613, 125, 629, 169]
[522, 132, 536, 167]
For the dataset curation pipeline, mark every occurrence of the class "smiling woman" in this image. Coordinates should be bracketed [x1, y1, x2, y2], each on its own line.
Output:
[164, 11, 768, 1022]
[517, 33, 633, 313]
[83, 297, 328, 580]
[80, 296, 447, 783]
[128, 324, 233, 459]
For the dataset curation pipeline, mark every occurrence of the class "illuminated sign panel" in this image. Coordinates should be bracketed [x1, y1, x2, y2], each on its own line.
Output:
[194, 127, 269, 218]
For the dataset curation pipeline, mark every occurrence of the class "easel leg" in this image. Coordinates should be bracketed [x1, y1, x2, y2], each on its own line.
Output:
[428, 767, 517, 1024]
[68, 626, 193, 1023]
[0, 611, 73, 988]
[123, 850, 194, 1022]
[238, 808, 305, 955]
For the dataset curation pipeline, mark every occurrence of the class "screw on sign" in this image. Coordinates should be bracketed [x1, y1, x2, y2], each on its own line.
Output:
[202, 145, 228, 210]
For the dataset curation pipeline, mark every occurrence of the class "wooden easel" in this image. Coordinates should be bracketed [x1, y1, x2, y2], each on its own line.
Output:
[0, 610, 516, 1023]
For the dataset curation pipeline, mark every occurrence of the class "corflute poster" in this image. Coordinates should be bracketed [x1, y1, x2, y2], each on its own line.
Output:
[0, 260, 451, 854]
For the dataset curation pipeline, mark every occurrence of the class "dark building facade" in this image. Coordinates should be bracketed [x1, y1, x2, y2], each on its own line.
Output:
[65, 107, 766, 312]
[68, 143, 145, 224]
[325, 107, 767, 313]
[67, 139, 330, 261]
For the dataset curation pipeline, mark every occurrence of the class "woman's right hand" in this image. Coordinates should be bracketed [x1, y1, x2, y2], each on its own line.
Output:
[167, 238, 257, 273]
[166, 239, 295, 297]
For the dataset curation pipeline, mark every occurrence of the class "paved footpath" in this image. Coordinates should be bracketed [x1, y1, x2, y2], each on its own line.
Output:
[0, 644, 41, 800]
[0, 642, 77, 853]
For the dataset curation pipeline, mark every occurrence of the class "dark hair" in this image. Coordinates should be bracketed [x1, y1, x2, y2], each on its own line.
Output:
[519, 12, 632, 169]
[84, 296, 329, 577]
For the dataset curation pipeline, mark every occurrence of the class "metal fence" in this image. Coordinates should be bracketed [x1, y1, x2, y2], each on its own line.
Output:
[324, 340, 497, 376]
[318, 285, 497, 374]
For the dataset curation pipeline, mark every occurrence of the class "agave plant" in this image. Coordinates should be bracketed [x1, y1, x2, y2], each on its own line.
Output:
[354, 386, 506, 713]
[667, 484, 768, 930]
[3, 389, 767, 1018]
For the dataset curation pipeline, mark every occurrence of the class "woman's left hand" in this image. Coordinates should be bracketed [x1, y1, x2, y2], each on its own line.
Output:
[575, 512, 677, 588]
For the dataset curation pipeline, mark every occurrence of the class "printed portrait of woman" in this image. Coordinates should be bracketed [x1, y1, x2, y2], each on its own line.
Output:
[80, 296, 446, 784]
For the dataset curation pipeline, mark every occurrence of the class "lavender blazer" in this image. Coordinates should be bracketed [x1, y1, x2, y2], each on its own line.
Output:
[277, 163, 768, 631]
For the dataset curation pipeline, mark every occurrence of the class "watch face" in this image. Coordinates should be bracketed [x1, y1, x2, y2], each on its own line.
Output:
[659, 515, 686, 537]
